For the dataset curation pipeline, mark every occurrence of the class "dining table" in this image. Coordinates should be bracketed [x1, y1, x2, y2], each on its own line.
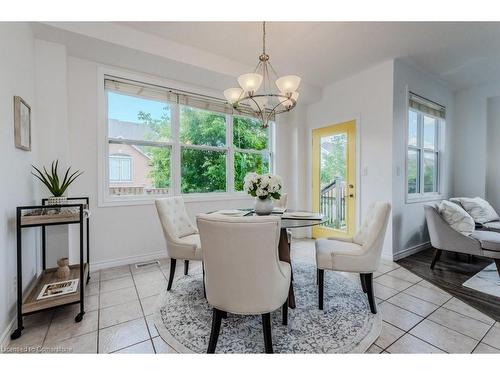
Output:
[239, 209, 327, 309]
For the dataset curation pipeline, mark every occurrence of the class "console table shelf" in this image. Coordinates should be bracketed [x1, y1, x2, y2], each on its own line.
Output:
[10, 197, 91, 341]
[22, 263, 89, 314]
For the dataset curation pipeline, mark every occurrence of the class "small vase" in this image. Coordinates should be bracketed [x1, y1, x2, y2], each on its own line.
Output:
[56, 257, 70, 279]
[48, 196, 67, 205]
[255, 197, 273, 216]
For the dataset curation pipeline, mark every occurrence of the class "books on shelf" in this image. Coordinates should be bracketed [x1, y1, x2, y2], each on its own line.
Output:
[37, 279, 79, 300]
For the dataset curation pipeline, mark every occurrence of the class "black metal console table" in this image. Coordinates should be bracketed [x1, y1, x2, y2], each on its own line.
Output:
[10, 197, 90, 340]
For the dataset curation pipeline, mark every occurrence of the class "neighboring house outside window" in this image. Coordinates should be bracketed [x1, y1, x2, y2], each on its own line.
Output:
[406, 92, 445, 202]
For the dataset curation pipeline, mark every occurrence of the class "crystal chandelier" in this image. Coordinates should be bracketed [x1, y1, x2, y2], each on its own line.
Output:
[224, 22, 301, 128]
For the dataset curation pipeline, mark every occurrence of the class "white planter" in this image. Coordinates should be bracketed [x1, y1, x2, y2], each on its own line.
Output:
[48, 196, 67, 205]
[255, 197, 273, 215]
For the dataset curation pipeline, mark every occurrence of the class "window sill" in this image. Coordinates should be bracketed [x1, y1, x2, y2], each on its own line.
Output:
[405, 194, 443, 205]
[98, 192, 255, 208]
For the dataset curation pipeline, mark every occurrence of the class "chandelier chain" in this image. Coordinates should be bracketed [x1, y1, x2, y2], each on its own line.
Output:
[262, 21, 266, 55]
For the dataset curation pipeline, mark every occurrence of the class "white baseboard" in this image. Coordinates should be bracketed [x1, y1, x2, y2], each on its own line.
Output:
[0, 316, 16, 350]
[90, 250, 167, 271]
[393, 241, 431, 261]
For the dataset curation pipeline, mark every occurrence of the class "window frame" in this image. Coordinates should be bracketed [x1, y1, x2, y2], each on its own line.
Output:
[109, 154, 133, 183]
[97, 67, 274, 207]
[405, 98, 444, 204]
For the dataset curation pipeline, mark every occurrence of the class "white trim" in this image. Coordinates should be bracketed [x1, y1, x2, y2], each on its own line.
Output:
[90, 250, 166, 271]
[0, 316, 16, 350]
[393, 241, 431, 261]
[97, 192, 255, 207]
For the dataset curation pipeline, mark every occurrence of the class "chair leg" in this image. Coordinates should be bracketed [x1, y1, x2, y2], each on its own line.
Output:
[167, 258, 177, 291]
[282, 299, 288, 325]
[262, 313, 273, 354]
[207, 308, 224, 353]
[318, 269, 324, 310]
[494, 259, 500, 278]
[363, 273, 377, 314]
[360, 274, 367, 293]
[202, 263, 206, 299]
[184, 260, 189, 275]
[430, 249, 442, 270]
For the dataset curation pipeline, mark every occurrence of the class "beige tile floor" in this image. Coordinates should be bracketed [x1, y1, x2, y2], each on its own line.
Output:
[5, 239, 500, 354]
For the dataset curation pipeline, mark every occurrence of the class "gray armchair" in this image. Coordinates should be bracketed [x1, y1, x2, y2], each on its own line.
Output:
[424, 203, 500, 276]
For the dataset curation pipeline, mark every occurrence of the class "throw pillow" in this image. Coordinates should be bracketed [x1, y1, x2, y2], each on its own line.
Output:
[450, 197, 500, 224]
[438, 200, 475, 236]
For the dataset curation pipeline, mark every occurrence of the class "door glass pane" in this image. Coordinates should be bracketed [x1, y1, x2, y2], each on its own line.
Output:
[423, 151, 437, 193]
[423, 116, 436, 149]
[179, 106, 226, 147]
[408, 110, 418, 146]
[319, 133, 347, 231]
[107, 92, 171, 142]
[181, 148, 226, 193]
[234, 152, 269, 191]
[407, 149, 419, 194]
[108, 144, 171, 196]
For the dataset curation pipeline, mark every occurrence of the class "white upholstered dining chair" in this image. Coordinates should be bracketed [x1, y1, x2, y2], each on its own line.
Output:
[155, 197, 202, 290]
[315, 201, 391, 314]
[196, 214, 291, 354]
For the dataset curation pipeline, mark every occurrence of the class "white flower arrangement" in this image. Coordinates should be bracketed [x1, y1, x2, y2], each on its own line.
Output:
[244, 172, 282, 200]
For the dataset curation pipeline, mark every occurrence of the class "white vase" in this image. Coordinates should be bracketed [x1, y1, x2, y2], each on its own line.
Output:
[48, 196, 67, 205]
[255, 197, 273, 215]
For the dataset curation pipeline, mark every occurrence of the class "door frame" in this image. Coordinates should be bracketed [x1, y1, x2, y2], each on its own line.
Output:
[311, 119, 359, 239]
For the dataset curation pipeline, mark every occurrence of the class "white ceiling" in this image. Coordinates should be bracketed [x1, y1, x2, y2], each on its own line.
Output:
[119, 22, 500, 90]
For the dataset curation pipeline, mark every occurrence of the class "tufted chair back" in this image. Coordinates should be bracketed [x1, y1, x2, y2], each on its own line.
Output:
[155, 197, 198, 245]
[273, 193, 288, 209]
[352, 201, 391, 270]
[197, 214, 291, 315]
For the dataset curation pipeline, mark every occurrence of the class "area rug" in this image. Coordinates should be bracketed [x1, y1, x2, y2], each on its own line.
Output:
[463, 263, 500, 298]
[153, 261, 381, 353]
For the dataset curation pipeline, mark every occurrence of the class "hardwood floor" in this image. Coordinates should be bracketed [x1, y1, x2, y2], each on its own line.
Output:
[397, 248, 500, 321]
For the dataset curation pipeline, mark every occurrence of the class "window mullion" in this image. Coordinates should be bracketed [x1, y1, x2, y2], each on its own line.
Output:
[172, 103, 181, 195]
[226, 114, 234, 193]
[418, 113, 424, 195]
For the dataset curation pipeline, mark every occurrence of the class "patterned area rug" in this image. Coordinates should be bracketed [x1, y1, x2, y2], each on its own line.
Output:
[154, 261, 381, 353]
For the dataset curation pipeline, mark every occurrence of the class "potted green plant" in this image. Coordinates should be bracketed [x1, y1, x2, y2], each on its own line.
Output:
[32, 160, 83, 205]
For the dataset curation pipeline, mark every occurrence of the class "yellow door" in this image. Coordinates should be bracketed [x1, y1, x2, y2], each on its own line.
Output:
[312, 120, 356, 238]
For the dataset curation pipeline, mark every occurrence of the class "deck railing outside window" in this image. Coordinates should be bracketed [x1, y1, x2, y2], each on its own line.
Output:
[320, 177, 346, 230]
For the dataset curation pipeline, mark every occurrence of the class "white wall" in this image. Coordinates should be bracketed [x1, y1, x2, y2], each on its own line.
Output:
[454, 80, 500, 203]
[392, 59, 455, 258]
[0, 23, 39, 344]
[486, 96, 500, 211]
[34, 39, 74, 266]
[306, 61, 395, 257]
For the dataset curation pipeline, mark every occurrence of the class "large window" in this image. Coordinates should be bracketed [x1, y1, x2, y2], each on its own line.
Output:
[406, 92, 445, 200]
[104, 77, 273, 200]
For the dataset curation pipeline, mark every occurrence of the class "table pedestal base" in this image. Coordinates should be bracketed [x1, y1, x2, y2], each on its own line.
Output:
[279, 228, 296, 309]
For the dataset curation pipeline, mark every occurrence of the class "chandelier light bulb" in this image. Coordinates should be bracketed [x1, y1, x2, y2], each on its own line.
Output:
[280, 91, 299, 109]
[223, 88, 243, 104]
[237, 73, 263, 94]
[275, 75, 301, 94]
